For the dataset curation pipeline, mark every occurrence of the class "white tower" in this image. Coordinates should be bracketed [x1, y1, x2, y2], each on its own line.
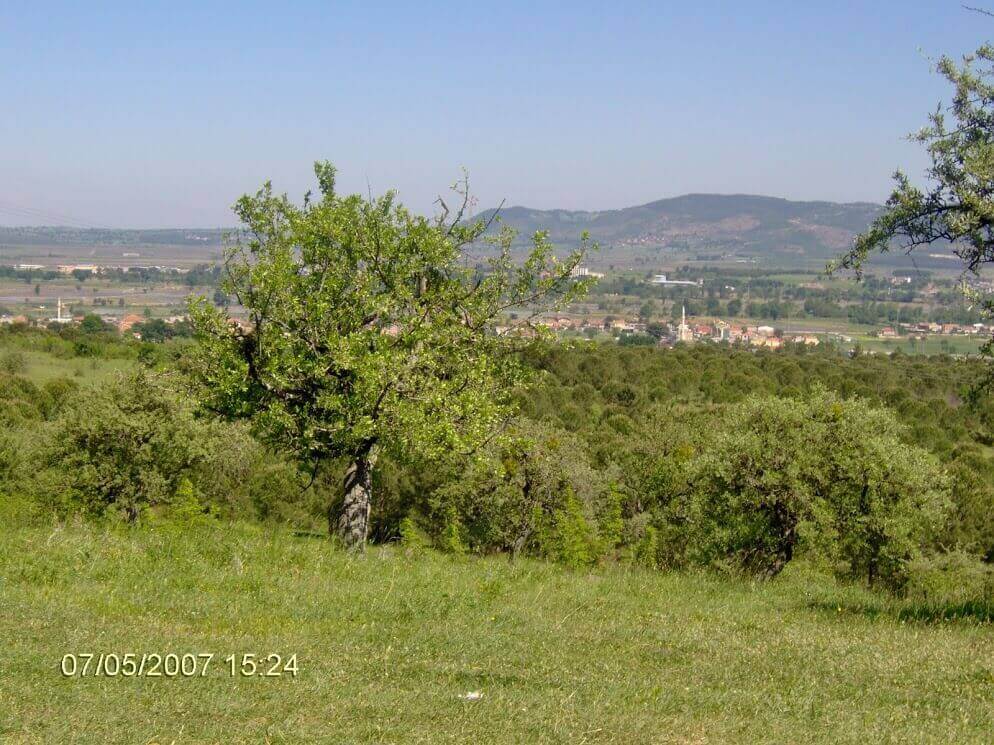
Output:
[677, 303, 693, 343]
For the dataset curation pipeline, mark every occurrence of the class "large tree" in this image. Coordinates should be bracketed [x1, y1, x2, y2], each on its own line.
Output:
[832, 45, 994, 371]
[189, 163, 591, 548]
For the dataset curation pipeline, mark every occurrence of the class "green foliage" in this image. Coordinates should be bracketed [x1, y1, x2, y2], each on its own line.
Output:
[398, 515, 430, 551]
[942, 451, 994, 560]
[189, 162, 590, 544]
[834, 44, 994, 384]
[428, 419, 616, 564]
[534, 488, 599, 568]
[595, 485, 625, 552]
[678, 388, 950, 587]
[437, 507, 468, 555]
[633, 523, 660, 569]
[36, 372, 213, 521]
[33, 371, 307, 525]
[160, 477, 212, 527]
[79, 314, 113, 335]
[1, 320, 991, 600]
[905, 550, 994, 609]
[0, 350, 27, 375]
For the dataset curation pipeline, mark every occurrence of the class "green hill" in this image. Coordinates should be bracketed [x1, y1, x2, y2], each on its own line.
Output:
[4, 521, 994, 743]
[477, 194, 884, 260]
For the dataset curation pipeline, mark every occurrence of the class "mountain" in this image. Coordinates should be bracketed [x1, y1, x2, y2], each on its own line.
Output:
[476, 194, 884, 260]
[0, 194, 887, 263]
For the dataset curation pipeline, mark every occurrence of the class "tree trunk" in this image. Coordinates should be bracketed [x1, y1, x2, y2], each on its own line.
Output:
[760, 502, 797, 580]
[335, 447, 377, 550]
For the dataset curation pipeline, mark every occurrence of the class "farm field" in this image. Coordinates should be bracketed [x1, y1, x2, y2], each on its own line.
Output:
[855, 334, 988, 356]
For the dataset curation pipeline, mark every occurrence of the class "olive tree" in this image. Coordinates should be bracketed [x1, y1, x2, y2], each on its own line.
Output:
[189, 162, 591, 548]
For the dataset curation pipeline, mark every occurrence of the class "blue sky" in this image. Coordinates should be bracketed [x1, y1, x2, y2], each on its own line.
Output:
[0, 1, 989, 227]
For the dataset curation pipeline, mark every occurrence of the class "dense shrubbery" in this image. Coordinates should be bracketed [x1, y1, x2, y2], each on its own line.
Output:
[667, 390, 948, 589]
[520, 343, 994, 559]
[423, 419, 621, 566]
[1, 328, 992, 605]
[1, 369, 309, 526]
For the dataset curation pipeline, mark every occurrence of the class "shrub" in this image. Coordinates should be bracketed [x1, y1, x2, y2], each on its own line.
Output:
[34, 371, 306, 524]
[633, 524, 660, 569]
[905, 551, 994, 606]
[0, 351, 27, 375]
[36, 372, 211, 521]
[534, 489, 599, 568]
[429, 419, 617, 563]
[679, 387, 950, 588]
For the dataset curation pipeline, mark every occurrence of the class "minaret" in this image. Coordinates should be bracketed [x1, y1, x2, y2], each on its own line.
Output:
[57, 297, 63, 321]
[678, 303, 692, 342]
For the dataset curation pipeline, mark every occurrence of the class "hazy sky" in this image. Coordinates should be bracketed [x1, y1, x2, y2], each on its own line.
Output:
[1, 1, 989, 228]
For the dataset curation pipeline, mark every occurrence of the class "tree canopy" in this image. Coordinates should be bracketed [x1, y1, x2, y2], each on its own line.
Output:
[189, 162, 591, 547]
[833, 45, 994, 369]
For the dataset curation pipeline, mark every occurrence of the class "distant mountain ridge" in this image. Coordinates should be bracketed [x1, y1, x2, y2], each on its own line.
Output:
[476, 193, 884, 259]
[0, 194, 885, 262]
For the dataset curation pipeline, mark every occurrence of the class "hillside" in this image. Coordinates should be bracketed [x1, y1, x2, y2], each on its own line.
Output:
[477, 194, 884, 260]
[4, 521, 994, 743]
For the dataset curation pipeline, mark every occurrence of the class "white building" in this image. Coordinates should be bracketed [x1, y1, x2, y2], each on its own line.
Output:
[571, 266, 605, 279]
[650, 274, 701, 287]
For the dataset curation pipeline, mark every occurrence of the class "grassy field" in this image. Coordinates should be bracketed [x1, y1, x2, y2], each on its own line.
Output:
[3, 521, 994, 744]
[7, 348, 136, 385]
[0, 334, 138, 387]
[855, 334, 988, 356]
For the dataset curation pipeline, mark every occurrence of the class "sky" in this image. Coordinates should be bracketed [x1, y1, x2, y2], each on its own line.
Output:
[0, 1, 990, 228]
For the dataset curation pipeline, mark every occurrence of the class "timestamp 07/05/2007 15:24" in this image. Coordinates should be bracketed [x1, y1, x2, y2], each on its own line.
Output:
[59, 652, 300, 678]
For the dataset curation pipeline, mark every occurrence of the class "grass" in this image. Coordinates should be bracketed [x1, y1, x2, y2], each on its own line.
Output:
[0, 337, 137, 386]
[13, 348, 135, 385]
[855, 334, 987, 356]
[3, 521, 994, 743]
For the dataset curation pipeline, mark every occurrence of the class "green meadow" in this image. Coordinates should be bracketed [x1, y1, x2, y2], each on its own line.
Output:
[3, 521, 993, 744]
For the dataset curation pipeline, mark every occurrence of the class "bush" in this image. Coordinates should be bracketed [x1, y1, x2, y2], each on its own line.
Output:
[905, 551, 994, 606]
[36, 372, 212, 521]
[534, 489, 599, 568]
[0, 351, 27, 375]
[678, 387, 950, 588]
[428, 419, 618, 564]
[34, 371, 307, 524]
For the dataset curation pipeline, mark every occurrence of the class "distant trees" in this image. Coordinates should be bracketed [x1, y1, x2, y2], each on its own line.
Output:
[190, 162, 590, 549]
[79, 314, 112, 335]
[132, 318, 192, 342]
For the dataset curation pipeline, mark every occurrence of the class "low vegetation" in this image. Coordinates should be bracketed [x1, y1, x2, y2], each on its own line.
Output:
[4, 521, 994, 744]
